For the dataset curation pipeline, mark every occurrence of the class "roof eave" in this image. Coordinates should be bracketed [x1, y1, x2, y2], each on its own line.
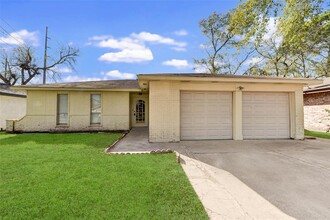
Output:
[138, 75, 322, 85]
[0, 92, 27, 98]
[304, 88, 330, 94]
[11, 87, 141, 92]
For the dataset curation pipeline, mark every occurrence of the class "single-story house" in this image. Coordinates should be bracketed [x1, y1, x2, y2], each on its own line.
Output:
[304, 78, 330, 132]
[7, 74, 320, 142]
[0, 83, 26, 130]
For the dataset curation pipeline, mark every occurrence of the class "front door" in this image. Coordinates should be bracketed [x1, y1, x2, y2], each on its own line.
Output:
[131, 96, 148, 127]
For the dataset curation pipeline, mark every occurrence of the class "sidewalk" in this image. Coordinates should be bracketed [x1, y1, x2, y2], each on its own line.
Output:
[179, 154, 295, 220]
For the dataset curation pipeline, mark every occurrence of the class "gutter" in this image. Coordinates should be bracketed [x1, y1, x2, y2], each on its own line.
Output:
[0, 92, 27, 98]
[138, 75, 322, 86]
[304, 88, 330, 94]
[10, 87, 142, 92]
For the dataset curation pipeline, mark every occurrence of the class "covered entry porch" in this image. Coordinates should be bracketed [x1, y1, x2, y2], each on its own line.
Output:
[130, 92, 149, 128]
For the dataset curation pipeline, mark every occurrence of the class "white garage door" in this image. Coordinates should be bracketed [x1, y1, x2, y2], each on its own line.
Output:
[180, 91, 232, 140]
[243, 92, 290, 139]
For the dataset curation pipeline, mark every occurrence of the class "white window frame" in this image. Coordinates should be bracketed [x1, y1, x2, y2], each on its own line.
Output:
[57, 94, 69, 126]
[90, 94, 102, 125]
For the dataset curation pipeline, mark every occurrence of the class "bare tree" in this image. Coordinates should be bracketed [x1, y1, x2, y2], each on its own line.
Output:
[0, 53, 18, 85]
[0, 45, 79, 85]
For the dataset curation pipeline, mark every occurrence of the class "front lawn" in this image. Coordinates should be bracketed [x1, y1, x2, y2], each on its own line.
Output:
[305, 129, 330, 139]
[0, 132, 207, 219]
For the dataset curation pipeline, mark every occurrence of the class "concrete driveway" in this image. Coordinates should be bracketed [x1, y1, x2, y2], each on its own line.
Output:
[113, 128, 330, 220]
[187, 139, 330, 220]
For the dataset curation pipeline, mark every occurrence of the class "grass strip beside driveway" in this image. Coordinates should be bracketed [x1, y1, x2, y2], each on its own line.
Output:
[0, 133, 207, 219]
[305, 129, 330, 139]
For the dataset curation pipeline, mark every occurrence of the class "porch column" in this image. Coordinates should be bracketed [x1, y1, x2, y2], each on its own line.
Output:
[233, 90, 243, 140]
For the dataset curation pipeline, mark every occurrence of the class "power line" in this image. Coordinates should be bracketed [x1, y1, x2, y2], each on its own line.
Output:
[0, 37, 16, 48]
[0, 30, 14, 43]
[0, 24, 25, 46]
[1, 18, 18, 33]
[0, 25, 24, 46]
[0, 19, 27, 48]
[0, 27, 11, 38]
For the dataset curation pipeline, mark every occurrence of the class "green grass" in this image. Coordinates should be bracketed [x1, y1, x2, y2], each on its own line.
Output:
[0, 132, 207, 219]
[305, 129, 330, 139]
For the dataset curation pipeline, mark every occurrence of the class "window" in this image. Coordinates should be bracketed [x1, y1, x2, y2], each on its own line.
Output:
[91, 94, 101, 125]
[57, 94, 68, 125]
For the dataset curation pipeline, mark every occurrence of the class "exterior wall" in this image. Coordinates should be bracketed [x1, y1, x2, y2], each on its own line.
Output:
[304, 105, 330, 133]
[232, 91, 243, 140]
[0, 95, 26, 130]
[304, 91, 330, 106]
[294, 90, 305, 139]
[149, 80, 304, 142]
[149, 81, 180, 142]
[10, 90, 130, 132]
[303, 91, 330, 133]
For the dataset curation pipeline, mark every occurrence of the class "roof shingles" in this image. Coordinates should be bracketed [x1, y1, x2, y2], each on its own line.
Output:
[13, 80, 140, 90]
[0, 83, 26, 97]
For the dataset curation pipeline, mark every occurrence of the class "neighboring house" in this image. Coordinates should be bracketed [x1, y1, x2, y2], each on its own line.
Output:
[0, 83, 26, 130]
[7, 74, 320, 141]
[304, 78, 330, 132]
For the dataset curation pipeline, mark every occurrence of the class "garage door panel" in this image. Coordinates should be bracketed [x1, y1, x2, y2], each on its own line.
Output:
[181, 95, 193, 102]
[194, 117, 206, 125]
[181, 91, 232, 140]
[207, 93, 219, 101]
[243, 92, 290, 139]
[263, 117, 280, 124]
[208, 105, 221, 113]
[195, 108, 205, 114]
[207, 117, 221, 123]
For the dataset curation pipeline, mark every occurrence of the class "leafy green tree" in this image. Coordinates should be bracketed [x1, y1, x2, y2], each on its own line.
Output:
[229, 0, 328, 46]
[194, 11, 255, 74]
[230, 0, 329, 78]
[194, 12, 233, 73]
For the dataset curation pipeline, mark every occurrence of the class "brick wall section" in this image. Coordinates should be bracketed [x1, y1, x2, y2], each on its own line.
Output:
[304, 91, 330, 106]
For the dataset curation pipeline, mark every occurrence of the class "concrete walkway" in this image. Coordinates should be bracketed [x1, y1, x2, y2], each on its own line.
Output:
[112, 128, 297, 219]
[112, 127, 183, 152]
[180, 154, 295, 220]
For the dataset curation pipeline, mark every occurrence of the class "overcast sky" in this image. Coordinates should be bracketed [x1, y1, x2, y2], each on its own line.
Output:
[0, 0, 239, 83]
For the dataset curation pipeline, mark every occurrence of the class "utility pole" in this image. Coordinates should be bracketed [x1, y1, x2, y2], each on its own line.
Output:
[42, 26, 49, 84]
[4, 57, 8, 79]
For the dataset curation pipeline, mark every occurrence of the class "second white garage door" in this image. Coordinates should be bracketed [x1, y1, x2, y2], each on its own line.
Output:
[180, 91, 232, 140]
[243, 92, 290, 139]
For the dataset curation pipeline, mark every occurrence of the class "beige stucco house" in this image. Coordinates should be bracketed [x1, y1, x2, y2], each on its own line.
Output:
[7, 74, 320, 142]
[0, 83, 26, 130]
